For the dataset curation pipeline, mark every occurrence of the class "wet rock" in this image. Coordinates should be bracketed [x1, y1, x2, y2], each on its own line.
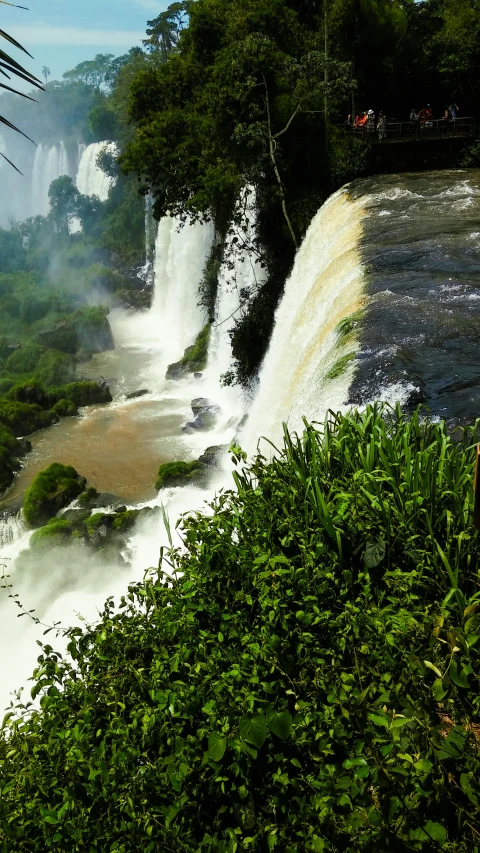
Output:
[165, 361, 187, 380]
[37, 321, 77, 354]
[194, 372, 203, 379]
[126, 389, 150, 400]
[182, 398, 220, 433]
[198, 445, 228, 467]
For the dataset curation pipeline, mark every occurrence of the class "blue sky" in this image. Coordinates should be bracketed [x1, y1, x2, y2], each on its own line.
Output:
[4, 0, 171, 83]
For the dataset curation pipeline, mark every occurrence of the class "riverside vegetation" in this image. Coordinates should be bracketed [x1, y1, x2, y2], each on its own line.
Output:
[1, 406, 480, 851]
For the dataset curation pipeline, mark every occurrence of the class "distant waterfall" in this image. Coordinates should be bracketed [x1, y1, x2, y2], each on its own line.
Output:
[31, 142, 71, 217]
[242, 188, 366, 452]
[150, 216, 214, 361]
[76, 142, 117, 200]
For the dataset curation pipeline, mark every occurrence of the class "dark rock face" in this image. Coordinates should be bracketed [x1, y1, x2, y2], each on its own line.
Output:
[126, 389, 150, 400]
[37, 311, 115, 357]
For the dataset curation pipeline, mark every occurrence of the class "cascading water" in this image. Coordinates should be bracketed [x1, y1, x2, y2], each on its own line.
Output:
[30, 142, 72, 217]
[241, 187, 366, 453]
[76, 142, 117, 200]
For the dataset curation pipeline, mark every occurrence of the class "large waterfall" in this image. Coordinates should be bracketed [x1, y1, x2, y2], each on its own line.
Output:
[242, 187, 366, 452]
[76, 142, 117, 200]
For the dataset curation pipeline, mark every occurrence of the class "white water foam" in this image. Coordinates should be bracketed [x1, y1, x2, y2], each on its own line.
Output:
[31, 142, 72, 217]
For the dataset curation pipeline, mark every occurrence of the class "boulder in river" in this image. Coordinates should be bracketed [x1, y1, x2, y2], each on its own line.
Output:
[182, 397, 220, 433]
[126, 389, 150, 400]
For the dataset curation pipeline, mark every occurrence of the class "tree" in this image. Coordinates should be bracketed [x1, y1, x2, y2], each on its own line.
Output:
[41, 66, 51, 86]
[143, 1, 190, 61]
[48, 176, 80, 235]
[62, 54, 115, 89]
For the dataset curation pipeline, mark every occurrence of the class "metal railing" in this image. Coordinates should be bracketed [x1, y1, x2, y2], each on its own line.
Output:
[344, 116, 475, 144]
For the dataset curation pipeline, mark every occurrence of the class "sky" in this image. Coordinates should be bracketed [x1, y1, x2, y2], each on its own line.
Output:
[4, 0, 171, 84]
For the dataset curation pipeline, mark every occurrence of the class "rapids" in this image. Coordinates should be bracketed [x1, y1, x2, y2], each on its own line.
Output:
[1, 169, 480, 711]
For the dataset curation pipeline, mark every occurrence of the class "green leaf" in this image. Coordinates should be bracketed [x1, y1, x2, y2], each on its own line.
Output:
[414, 758, 432, 773]
[460, 772, 479, 805]
[432, 678, 449, 701]
[368, 713, 389, 728]
[364, 539, 386, 569]
[449, 659, 469, 688]
[424, 660, 442, 678]
[266, 708, 292, 740]
[410, 821, 447, 843]
[240, 713, 267, 749]
[208, 732, 227, 762]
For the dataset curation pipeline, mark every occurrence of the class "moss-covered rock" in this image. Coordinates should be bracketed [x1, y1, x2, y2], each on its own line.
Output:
[30, 518, 73, 548]
[0, 401, 56, 437]
[7, 380, 49, 408]
[35, 350, 75, 387]
[74, 306, 115, 354]
[166, 325, 211, 380]
[23, 463, 86, 528]
[77, 485, 98, 507]
[51, 398, 79, 417]
[48, 381, 112, 408]
[5, 345, 46, 375]
[156, 460, 206, 490]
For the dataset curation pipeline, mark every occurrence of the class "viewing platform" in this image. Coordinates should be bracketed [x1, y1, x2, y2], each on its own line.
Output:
[342, 116, 475, 144]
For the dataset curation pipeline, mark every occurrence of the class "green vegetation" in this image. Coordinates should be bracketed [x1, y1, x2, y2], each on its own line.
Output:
[181, 324, 211, 372]
[335, 310, 364, 346]
[50, 399, 78, 418]
[2, 406, 480, 850]
[155, 459, 205, 490]
[77, 485, 98, 506]
[48, 381, 112, 408]
[326, 352, 357, 381]
[23, 463, 86, 528]
[30, 519, 73, 548]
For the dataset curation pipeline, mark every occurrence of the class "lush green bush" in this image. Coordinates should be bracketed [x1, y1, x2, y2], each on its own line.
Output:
[2, 406, 480, 851]
[155, 459, 205, 490]
[23, 462, 86, 528]
[6, 380, 48, 408]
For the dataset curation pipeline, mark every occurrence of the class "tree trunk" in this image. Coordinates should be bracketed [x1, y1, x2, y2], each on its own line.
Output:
[262, 74, 299, 250]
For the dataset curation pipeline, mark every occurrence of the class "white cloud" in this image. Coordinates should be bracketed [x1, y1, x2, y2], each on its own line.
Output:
[7, 24, 144, 46]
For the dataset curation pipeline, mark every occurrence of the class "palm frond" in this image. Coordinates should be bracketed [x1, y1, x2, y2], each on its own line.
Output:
[0, 5, 43, 169]
[0, 150, 22, 173]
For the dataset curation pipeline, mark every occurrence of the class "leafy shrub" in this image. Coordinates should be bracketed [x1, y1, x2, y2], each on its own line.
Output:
[2, 406, 480, 851]
[77, 485, 98, 506]
[23, 462, 86, 527]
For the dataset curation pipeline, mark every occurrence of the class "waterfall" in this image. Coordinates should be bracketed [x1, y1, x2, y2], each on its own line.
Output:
[76, 142, 117, 200]
[31, 142, 71, 217]
[0, 513, 26, 549]
[149, 215, 214, 361]
[242, 187, 366, 453]
[203, 190, 265, 419]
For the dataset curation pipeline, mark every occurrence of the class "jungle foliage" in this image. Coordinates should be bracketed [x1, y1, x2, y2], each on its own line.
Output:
[120, 0, 480, 383]
[1, 406, 480, 851]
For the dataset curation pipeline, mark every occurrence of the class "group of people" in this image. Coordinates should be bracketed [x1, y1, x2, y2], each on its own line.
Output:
[347, 101, 460, 141]
[410, 103, 459, 123]
[349, 109, 387, 140]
